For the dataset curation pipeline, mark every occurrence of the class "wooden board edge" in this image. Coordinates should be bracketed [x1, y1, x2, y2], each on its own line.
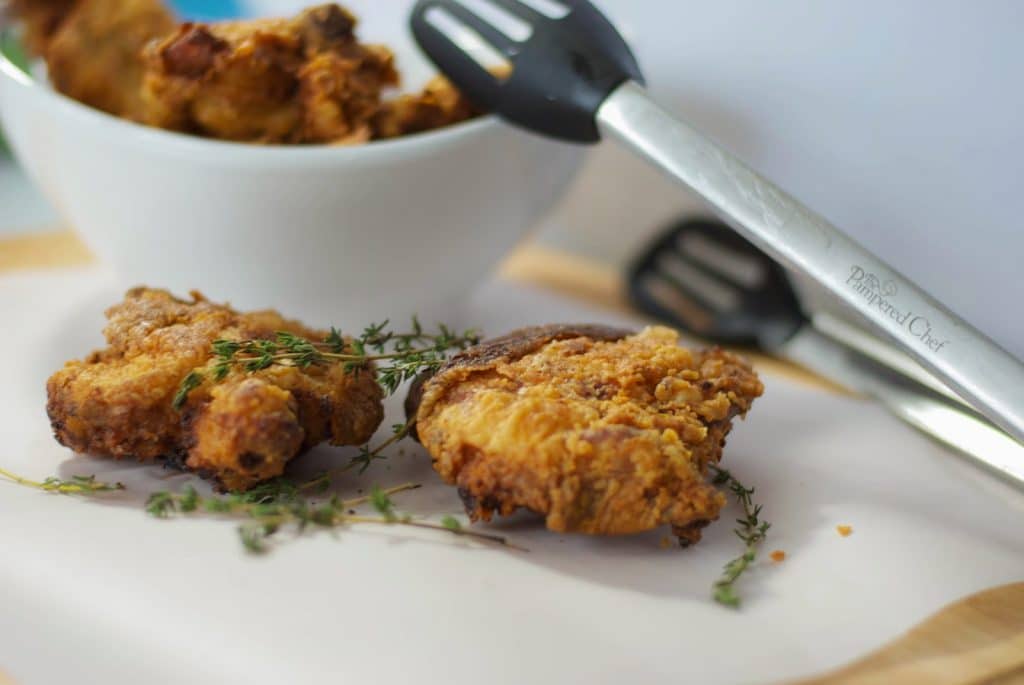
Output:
[0, 228, 94, 272]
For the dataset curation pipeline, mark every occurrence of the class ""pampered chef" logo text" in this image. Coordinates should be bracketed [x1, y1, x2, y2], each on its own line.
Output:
[846, 266, 949, 353]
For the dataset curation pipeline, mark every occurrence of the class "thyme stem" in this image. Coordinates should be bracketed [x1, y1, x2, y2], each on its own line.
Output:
[345, 516, 526, 551]
[0, 467, 123, 494]
[709, 464, 770, 608]
[227, 344, 454, 364]
[348, 420, 412, 474]
[0, 466, 45, 488]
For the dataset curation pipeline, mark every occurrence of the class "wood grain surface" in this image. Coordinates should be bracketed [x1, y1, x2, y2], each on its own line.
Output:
[0, 229, 94, 272]
[793, 583, 1024, 685]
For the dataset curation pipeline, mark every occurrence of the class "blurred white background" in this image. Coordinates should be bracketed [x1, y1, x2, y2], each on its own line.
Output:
[3, 0, 1021, 355]
[542, 0, 1024, 357]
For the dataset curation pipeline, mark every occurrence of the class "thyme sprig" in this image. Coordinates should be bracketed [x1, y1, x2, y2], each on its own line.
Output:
[709, 465, 770, 608]
[0, 467, 123, 494]
[146, 474, 519, 553]
[3, 465, 519, 552]
[173, 318, 479, 409]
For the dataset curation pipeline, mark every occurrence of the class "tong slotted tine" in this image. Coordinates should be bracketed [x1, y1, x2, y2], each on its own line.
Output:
[633, 221, 804, 348]
[422, 0, 523, 58]
[411, 2, 506, 107]
[485, 0, 548, 24]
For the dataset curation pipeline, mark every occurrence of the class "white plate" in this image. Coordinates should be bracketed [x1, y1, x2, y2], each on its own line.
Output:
[1, 266, 1022, 684]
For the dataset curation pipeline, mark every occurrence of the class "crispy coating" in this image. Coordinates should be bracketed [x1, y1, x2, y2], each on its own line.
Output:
[9, 0, 481, 143]
[410, 325, 763, 545]
[139, 4, 400, 143]
[46, 287, 384, 491]
[374, 74, 480, 139]
[7, 0, 77, 55]
[40, 0, 176, 119]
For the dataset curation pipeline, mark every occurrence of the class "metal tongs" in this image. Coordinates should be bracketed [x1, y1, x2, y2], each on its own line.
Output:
[409, 0, 1024, 463]
[628, 218, 1024, 486]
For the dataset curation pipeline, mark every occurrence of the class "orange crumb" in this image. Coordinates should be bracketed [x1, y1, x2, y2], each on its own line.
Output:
[659, 536, 672, 549]
[837, 525, 854, 537]
[769, 550, 786, 562]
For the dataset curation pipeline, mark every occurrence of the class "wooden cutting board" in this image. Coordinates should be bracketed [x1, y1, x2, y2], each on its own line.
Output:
[1, 230, 1021, 685]
[793, 583, 1024, 685]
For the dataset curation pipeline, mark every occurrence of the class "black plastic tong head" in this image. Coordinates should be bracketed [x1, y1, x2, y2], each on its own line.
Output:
[411, 0, 643, 142]
[628, 218, 806, 350]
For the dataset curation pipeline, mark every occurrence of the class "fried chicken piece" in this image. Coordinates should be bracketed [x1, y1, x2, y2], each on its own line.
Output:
[139, 4, 399, 143]
[8, 0, 482, 142]
[41, 0, 176, 119]
[7, 0, 78, 55]
[373, 74, 481, 139]
[408, 325, 763, 545]
[46, 288, 384, 491]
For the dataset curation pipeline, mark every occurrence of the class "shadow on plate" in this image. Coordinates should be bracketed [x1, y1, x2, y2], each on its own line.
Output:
[46, 372, 1024, 607]
[50, 435, 817, 605]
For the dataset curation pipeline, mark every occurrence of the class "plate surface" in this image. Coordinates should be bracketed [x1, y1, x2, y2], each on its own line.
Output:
[1, 267, 1021, 684]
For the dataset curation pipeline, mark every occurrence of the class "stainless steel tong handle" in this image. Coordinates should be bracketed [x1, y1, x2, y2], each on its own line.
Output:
[780, 328, 1024, 487]
[597, 81, 1024, 445]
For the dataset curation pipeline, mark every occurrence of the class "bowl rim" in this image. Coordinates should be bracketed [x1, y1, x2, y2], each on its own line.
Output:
[0, 49, 507, 163]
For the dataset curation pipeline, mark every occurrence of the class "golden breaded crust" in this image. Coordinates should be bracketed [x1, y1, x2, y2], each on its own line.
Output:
[43, 0, 176, 119]
[411, 325, 764, 545]
[138, 4, 398, 143]
[7, 0, 78, 55]
[9, 1, 481, 143]
[46, 287, 384, 491]
[373, 74, 481, 139]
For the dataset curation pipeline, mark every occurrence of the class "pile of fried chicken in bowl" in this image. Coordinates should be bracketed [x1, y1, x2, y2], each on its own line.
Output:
[0, 0, 585, 325]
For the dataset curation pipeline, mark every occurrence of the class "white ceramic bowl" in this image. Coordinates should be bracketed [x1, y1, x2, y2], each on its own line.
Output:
[0, 53, 584, 327]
